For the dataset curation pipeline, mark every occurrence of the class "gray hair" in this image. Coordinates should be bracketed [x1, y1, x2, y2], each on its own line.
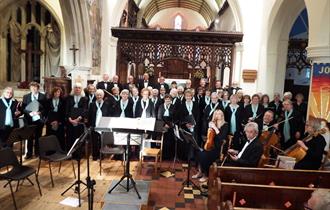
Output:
[244, 122, 259, 134]
[95, 89, 104, 97]
[120, 89, 129, 96]
[312, 189, 330, 210]
[71, 83, 85, 96]
[2, 87, 14, 97]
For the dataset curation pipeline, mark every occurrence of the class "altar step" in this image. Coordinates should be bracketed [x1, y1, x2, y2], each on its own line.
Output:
[102, 180, 151, 210]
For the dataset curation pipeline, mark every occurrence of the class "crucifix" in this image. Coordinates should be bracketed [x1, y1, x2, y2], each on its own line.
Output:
[20, 42, 43, 82]
[69, 44, 79, 66]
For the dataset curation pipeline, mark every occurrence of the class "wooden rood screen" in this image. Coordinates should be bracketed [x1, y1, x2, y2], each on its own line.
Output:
[111, 28, 243, 87]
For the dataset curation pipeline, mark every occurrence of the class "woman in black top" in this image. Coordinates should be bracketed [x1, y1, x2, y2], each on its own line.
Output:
[157, 94, 175, 160]
[45, 87, 66, 150]
[294, 118, 326, 170]
[193, 110, 228, 182]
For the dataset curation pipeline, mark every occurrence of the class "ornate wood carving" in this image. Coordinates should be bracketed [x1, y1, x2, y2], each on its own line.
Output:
[111, 27, 243, 87]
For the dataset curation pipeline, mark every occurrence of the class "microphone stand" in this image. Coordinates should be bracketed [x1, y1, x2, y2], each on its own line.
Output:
[86, 127, 96, 210]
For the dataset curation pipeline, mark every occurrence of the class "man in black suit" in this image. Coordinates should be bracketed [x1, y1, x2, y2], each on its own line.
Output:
[0, 87, 21, 148]
[96, 74, 112, 97]
[228, 81, 242, 96]
[226, 122, 263, 167]
[138, 73, 153, 91]
[22, 82, 46, 159]
[269, 92, 283, 121]
[154, 76, 169, 93]
[109, 75, 123, 92]
[123, 75, 136, 92]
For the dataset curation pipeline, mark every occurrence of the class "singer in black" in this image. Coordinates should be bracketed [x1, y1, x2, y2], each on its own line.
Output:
[65, 83, 88, 152]
[243, 94, 264, 125]
[178, 89, 199, 160]
[157, 94, 175, 160]
[113, 89, 133, 118]
[45, 87, 66, 150]
[88, 89, 111, 160]
[202, 92, 221, 136]
[0, 87, 21, 148]
[22, 82, 46, 159]
[294, 118, 326, 170]
[135, 88, 155, 118]
[193, 110, 228, 182]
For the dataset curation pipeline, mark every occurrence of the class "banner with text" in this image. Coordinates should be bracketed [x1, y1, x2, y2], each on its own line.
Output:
[308, 63, 330, 121]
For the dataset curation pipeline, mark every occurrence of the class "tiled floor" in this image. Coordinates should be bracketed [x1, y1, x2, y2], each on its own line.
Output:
[137, 162, 207, 210]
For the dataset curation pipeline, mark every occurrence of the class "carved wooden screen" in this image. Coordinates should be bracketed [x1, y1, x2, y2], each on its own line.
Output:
[112, 28, 243, 87]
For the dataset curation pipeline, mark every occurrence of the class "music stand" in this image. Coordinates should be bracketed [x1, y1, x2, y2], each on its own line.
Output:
[95, 117, 156, 199]
[61, 129, 88, 207]
[177, 128, 202, 196]
[7, 125, 37, 164]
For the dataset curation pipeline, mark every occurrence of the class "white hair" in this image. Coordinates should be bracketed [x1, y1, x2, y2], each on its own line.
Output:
[244, 122, 259, 134]
[95, 89, 104, 97]
[71, 83, 85, 96]
[312, 189, 330, 210]
[2, 87, 14, 97]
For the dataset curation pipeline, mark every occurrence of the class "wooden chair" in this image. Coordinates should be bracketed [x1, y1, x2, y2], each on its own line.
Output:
[139, 132, 164, 173]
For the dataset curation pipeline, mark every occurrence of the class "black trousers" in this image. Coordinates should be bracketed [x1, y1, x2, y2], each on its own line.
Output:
[91, 131, 101, 159]
[66, 123, 85, 152]
[197, 148, 219, 176]
[27, 120, 44, 156]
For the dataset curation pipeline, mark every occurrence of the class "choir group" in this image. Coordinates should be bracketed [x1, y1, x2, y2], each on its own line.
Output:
[0, 73, 329, 183]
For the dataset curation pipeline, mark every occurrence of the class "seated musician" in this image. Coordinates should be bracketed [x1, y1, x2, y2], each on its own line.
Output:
[260, 110, 278, 133]
[294, 118, 326, 170]
[193, 110, 228, 182]
[225, 122, 263, 167]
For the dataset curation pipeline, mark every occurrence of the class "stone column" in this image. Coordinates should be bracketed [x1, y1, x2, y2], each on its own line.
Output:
[39, 7, 45, 86]
[305, 0, 330, 120]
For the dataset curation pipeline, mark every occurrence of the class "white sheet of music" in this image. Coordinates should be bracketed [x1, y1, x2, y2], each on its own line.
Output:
[108, 117, 156, 131]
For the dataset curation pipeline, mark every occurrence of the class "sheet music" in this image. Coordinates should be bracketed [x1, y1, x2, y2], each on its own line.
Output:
[97, 117, 156, 131]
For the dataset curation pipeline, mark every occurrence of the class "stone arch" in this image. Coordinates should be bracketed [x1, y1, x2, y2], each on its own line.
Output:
[264, 0, 306, 95]
[227, 0, 243, 32]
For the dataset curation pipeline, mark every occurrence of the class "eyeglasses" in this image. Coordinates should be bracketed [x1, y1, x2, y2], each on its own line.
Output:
[304, 202, 313, 210]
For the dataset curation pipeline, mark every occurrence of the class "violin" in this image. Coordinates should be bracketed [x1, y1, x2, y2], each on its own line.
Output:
[204, 128, 216, 151]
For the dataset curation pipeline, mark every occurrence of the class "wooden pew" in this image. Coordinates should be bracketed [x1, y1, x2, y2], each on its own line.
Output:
[207, 164, 330, 210]
[209, 164, 330, 188]
[209, 177, 315, 210]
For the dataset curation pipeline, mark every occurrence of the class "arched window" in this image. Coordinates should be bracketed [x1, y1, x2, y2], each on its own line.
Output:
[174, 15, 182, 30]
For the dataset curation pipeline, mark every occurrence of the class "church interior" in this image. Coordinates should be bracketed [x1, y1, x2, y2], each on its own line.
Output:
[0, 0, 329, 210]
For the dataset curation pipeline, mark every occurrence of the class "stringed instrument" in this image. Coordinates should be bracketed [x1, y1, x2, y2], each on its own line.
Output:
[204, 128, 216, 151]
[284, 129, 326, 162]
[258, 129, 280, 167]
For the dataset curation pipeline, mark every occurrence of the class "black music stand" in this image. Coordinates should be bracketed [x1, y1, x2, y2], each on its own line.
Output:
[96, 117, 156, 199]
[7, 125, 36, 164]
[61, 129, 88, 207]
[177, 128, 202, 196]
